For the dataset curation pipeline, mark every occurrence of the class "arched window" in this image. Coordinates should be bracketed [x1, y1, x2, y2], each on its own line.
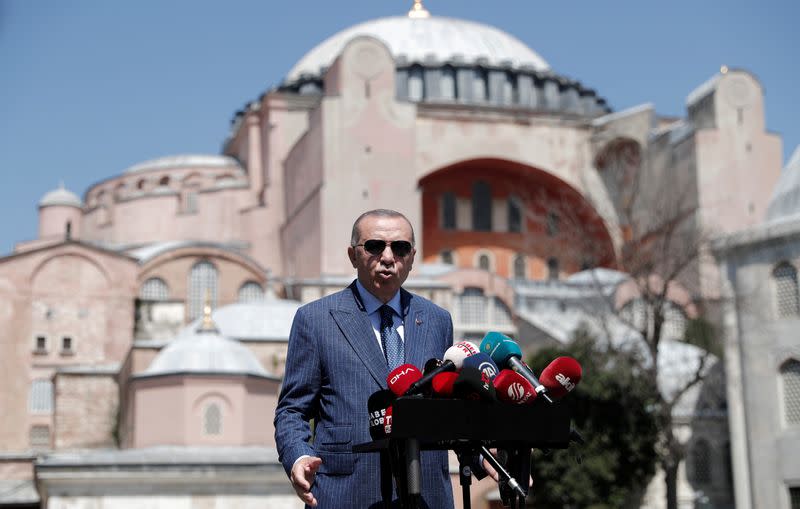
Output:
[203, 403, 222, 435]
[408, 65, 424, 101]
[440, 66, 457, 101]
[477, 253, 491, 271]
[774, 262, 800, 317]
[472, 181, 492, 231]
[158, 176, 170, 187]
[459, 287, 487, 325]
[513, 254, 526, 280]
[663, 302, 687, 341]
[188, 261, 218, 320]
[29, 379, 53, 414]
[508, 195, 522, 233]
[691, 439, 712, 484]
[238, 281, 264, 303]
[781, 359, 800, 425]
[140, 277, 169, 301]
[547, 257, 559, 280]
[441, 192, 456, 230]
[440, 250, 454, 265]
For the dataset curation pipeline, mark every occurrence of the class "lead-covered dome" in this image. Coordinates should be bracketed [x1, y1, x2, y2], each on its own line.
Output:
[287, 15, 550, 82]
[142, 319, 269, 378]
[39, 185, 82, 208]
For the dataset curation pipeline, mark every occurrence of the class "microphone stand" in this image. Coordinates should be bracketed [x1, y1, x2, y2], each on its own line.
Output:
[454, 448, 475, 509]
[479, 446, 527, 508]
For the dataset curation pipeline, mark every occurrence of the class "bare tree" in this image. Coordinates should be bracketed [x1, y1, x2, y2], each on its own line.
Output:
[515, 138, 721, 509]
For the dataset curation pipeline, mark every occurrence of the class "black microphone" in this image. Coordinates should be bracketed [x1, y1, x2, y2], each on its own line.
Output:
[480, 332, 553, 404]
[453, 366, 496, 402]
[367, 389, 396, 440]
[404, 341, 478, 395]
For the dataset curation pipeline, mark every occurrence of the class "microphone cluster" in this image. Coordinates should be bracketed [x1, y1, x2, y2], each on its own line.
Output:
[368, 333, 584, 440]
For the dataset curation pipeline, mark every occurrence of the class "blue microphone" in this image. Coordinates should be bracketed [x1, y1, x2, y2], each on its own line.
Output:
[480, 332, 553, 404]
[461, 352, 499, 381]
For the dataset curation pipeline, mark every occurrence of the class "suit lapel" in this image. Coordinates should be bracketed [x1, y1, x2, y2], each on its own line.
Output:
[330, 282, 389, 387]
[401, 289, 429, 370]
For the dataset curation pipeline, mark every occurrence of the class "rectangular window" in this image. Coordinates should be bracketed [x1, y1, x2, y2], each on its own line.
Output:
[61, 336, 73, 354]
[34, 335, 47, 354]
[29, 425, 50, 450]
[546, 211, 560, 236]
[508, 198, 522, 233]
[442, 192, 456, 230]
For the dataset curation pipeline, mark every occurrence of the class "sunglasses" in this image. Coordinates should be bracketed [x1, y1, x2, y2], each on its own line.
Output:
[355, 239, 414, 257]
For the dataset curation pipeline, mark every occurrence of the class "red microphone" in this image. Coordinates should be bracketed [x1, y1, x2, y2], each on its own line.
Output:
[539, 356, 583, 399]
[431, 372, 458, 397]
[494, 369, 537, 405]
[387, 364, 423, 396]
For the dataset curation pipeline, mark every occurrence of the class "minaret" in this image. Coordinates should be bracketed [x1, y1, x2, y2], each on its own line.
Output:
[38, 182, 83, 241]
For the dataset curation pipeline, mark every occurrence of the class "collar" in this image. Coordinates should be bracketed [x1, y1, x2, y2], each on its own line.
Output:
[355, 279, 402, 317]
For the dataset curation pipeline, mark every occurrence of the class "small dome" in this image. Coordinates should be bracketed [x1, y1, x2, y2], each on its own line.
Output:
[39, 186, 82, 208]
[143, 324, 269, 378]
[286, 15, 550, 83]
[766, 145, 800, 223]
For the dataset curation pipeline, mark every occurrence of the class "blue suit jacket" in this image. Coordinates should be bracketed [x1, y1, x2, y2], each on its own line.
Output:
[274, 281, 455, 508]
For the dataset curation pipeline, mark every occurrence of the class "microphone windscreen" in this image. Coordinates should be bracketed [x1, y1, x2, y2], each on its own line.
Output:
[423, 358, 443, 376]
[479, 332, 523, 366]
[443, 341, 479, 368]
[461, 352, 499, 381]
[368, 389, 396, 439]
[539, 356, 583, 399]
[494, 369, 537, 405]
[387, 364, 423, 396]
[453, 366, 496, 402]
[431, 372, 458, 397]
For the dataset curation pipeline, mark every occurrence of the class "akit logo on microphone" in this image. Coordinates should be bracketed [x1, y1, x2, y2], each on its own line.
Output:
[555, 373, 576, 392]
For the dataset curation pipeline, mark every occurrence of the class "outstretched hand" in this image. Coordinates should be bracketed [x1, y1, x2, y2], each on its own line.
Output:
[291, 456, 322, 507]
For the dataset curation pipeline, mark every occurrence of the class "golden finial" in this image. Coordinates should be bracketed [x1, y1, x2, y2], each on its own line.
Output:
[408, 0, 430, 18]
[720, 65, 729, 75]
[199, 288, 219, 333]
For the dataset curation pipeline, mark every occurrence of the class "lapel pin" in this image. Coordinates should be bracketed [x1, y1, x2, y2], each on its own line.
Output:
[415, 317, 423, 326]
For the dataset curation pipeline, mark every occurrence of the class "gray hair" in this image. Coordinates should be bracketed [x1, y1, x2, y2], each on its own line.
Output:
[350, 209, 415, 246]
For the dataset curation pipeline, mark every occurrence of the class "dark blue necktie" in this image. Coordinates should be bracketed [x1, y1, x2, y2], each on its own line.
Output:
[379, 305, 404, 370]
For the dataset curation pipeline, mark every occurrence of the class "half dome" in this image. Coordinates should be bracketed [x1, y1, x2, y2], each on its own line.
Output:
[286, 15, 550, 83]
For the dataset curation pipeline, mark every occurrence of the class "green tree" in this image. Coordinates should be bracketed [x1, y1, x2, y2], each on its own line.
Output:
[528, 327, 659, 509]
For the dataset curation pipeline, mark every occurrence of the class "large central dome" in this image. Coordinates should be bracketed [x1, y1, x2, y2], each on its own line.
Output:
[286, 15, 550, 83]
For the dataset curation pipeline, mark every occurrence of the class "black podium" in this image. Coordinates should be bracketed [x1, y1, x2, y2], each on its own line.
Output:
[353, 397, 571, 509]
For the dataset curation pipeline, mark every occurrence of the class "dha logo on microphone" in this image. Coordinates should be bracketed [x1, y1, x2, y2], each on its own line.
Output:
[555, 373, 576, 392]
[389, 367, 415, 385]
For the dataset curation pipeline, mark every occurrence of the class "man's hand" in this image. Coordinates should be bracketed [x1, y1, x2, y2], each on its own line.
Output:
[290, 456, 322, 507]
[481, 450, 500, 482]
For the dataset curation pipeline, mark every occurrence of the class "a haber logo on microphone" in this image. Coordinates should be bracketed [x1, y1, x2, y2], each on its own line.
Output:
[508, 383, 524, 401]
[389, 367, 415, 385]
[478, 361, 497, 379]
[555, 373, 576, 392]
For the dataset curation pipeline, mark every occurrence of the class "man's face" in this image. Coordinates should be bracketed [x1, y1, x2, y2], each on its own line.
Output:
[348, 215, 416, 303]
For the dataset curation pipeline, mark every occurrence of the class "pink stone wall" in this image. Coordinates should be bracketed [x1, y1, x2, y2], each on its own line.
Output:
[53, 372, 118, 449]
[0, 244, 137, 452]
[39, 205, 82, 240]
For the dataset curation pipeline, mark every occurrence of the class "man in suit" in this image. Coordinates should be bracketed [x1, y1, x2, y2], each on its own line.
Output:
[274, 209, 455, 508]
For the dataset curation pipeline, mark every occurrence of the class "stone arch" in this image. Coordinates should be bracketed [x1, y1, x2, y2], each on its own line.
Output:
[30, 252, 111, 296]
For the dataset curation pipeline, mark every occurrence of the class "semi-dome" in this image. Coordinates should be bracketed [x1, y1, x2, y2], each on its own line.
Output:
[39, 185, 82, 208]
[141, 319, 270, 378]
[124, 154, 242, 175]
[766, 145, 800, 223]
[286, 15, 550, 83]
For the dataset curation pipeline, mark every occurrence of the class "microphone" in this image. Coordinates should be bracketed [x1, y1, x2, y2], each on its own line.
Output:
[423, 357, 443, 376]
[480, 332, 553, 404]
[404, 341, 479, 395]
[461, 352, 499, 381]
[431, 372, 458, 397]
[493, 369, 537, 405]
[539, 356, 583, 399]
[367, 389, 396, 439]
[387, 364, 423, 396]
[453, 366, 496, 402]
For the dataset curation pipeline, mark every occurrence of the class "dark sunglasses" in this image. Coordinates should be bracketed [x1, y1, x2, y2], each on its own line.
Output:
[355, 239, 414, 257]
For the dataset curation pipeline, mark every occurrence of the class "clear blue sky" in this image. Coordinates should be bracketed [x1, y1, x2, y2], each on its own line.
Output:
[1, 0, 797, 254]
